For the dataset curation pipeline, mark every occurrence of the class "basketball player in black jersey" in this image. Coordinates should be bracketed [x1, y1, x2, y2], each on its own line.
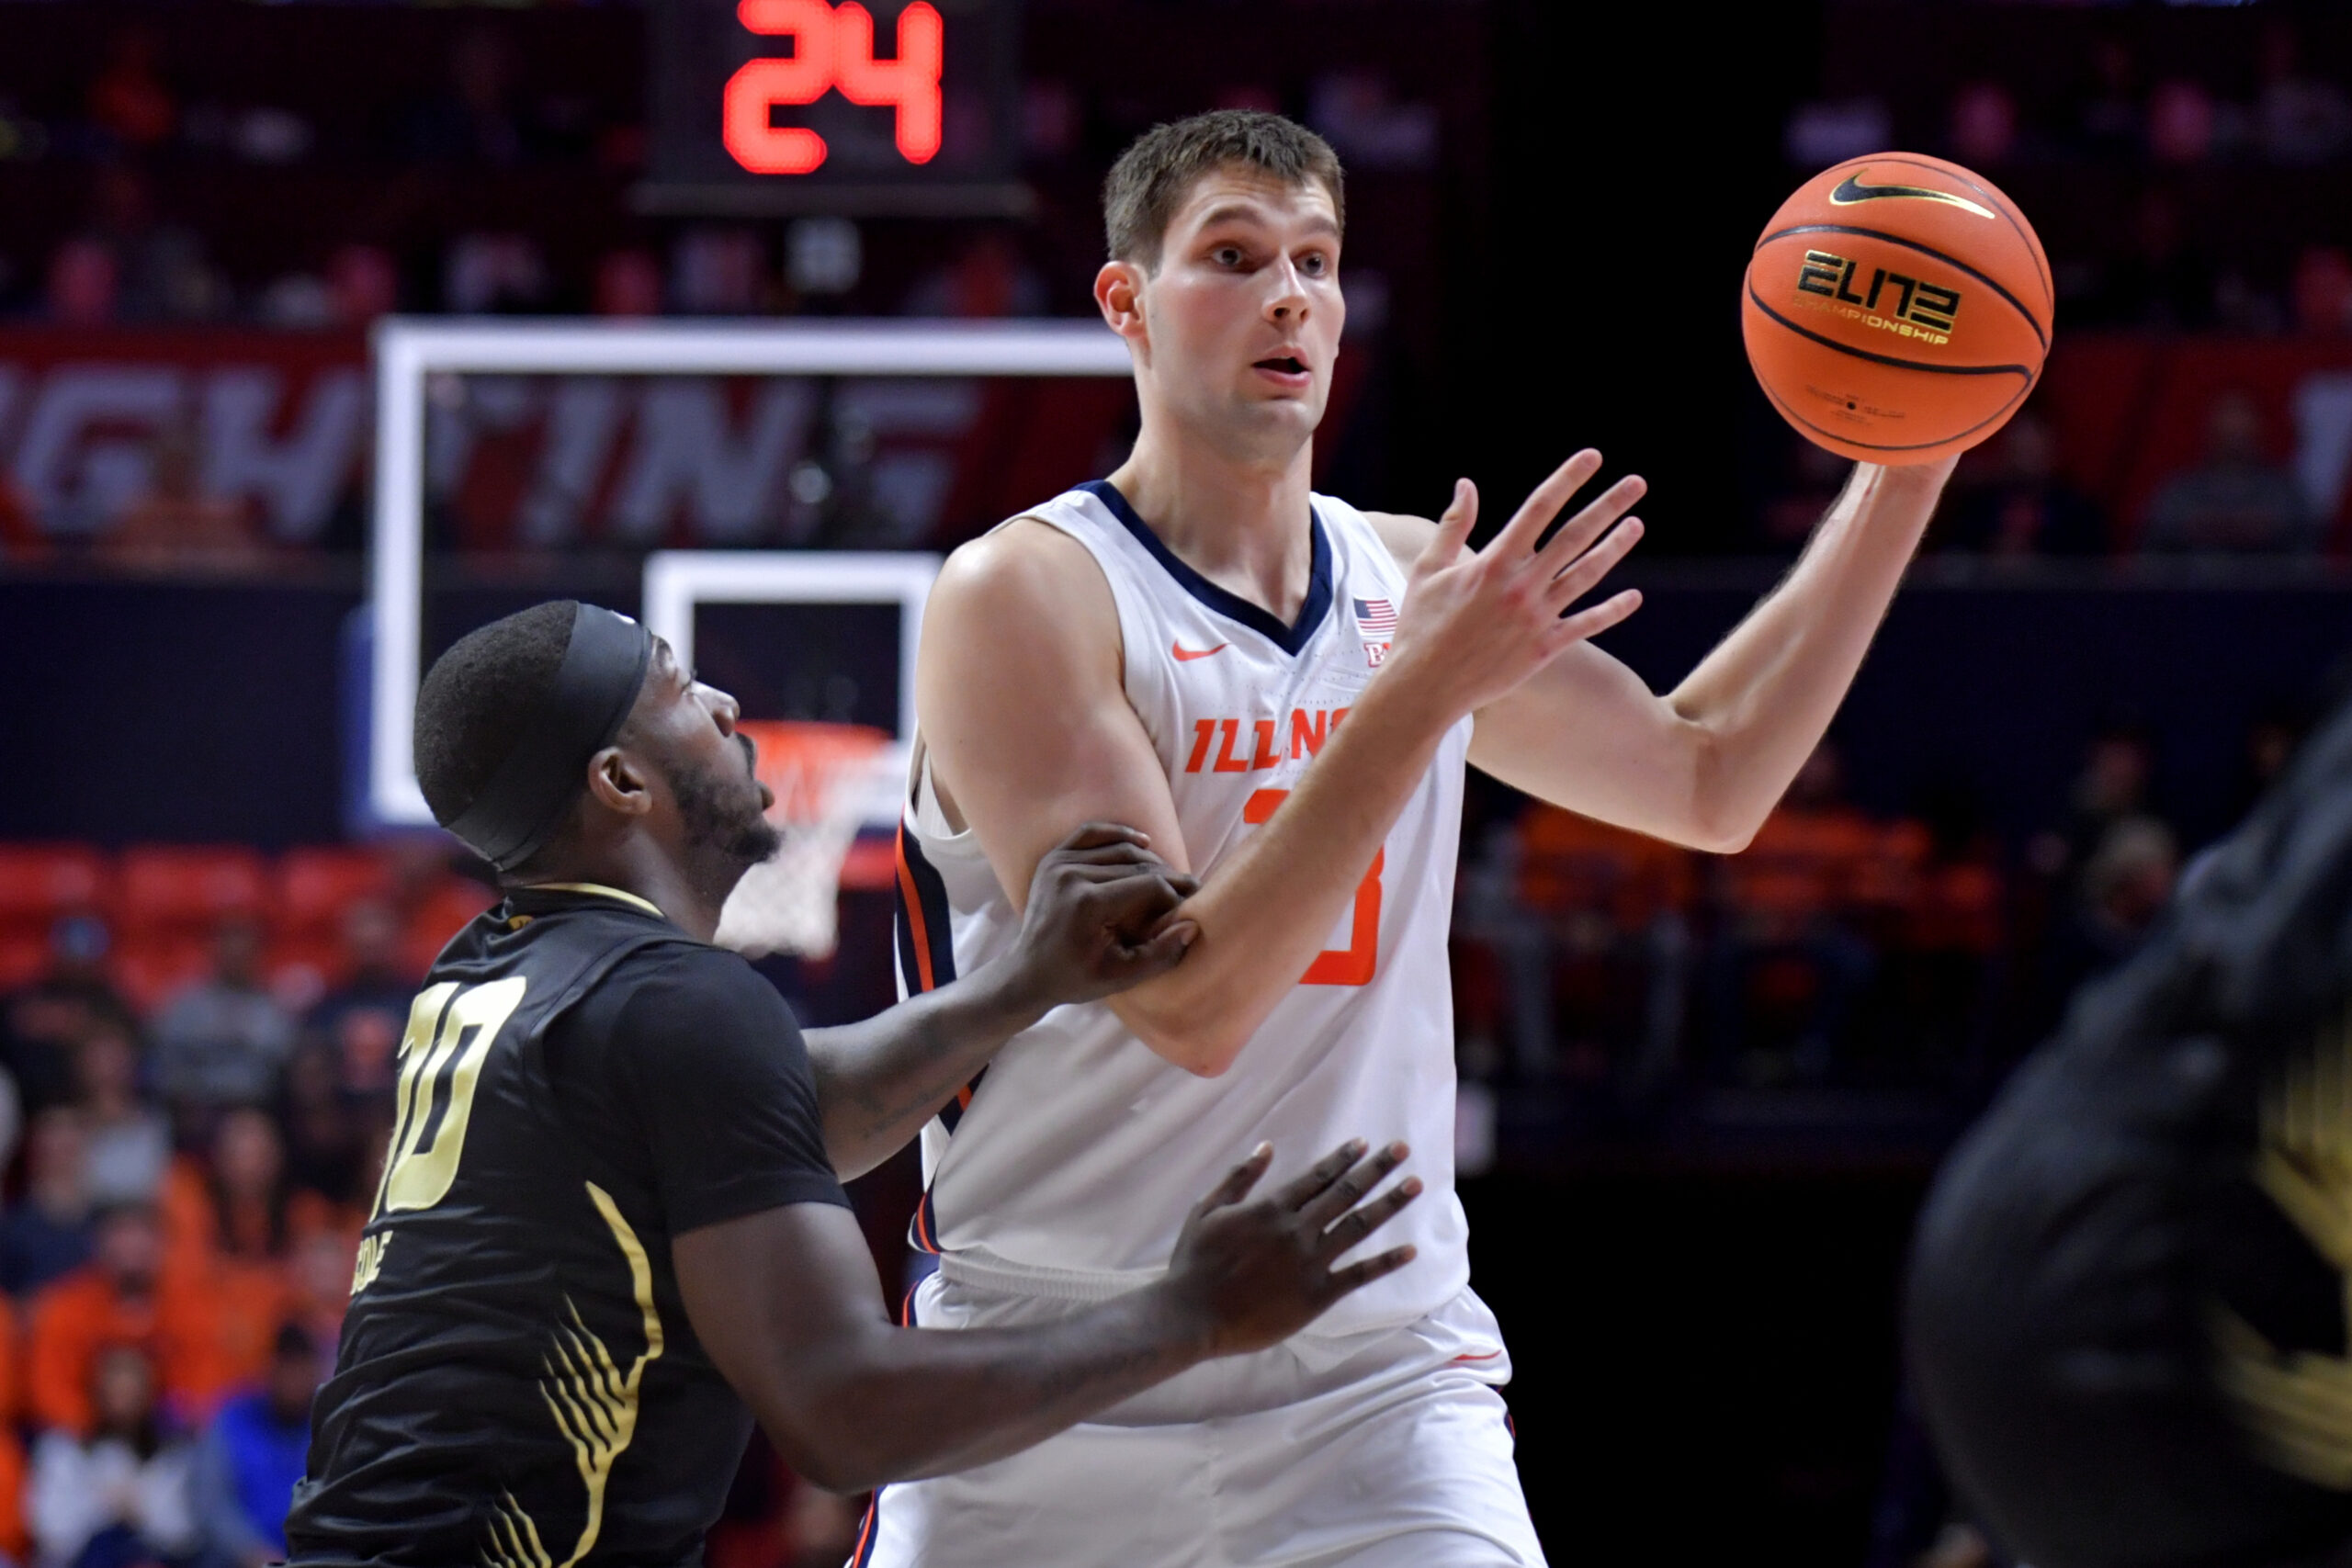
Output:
[1910, 681, 2352, 1568]
[286, 601, 1423, 1568]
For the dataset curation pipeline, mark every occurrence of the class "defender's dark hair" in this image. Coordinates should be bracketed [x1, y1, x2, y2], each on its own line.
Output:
[413, 601, 580, 832]
[1102, 110, 1344, 270]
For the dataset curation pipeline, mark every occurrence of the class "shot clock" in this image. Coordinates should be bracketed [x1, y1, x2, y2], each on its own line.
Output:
[646, 0, 1025, 216]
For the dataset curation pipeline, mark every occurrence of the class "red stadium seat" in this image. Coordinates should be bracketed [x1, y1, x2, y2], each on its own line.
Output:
[0, 932, 50, 991]
[399, 876, 497, 979]
[111, 933, 216, 1014]
[277, 846, 396, 939]
[117, 846, 269, 940]
[0, 844, 107, 934]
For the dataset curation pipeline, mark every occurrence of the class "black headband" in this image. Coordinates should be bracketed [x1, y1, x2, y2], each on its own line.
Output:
[444, 603, 654, 872]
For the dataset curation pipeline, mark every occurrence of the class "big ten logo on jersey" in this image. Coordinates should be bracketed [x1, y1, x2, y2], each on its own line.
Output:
[1184, 706, 1351, 776]
[1353, 595, 1396, 669]
[725, 0, 944, 175]
[1792, 250, 1960, 346]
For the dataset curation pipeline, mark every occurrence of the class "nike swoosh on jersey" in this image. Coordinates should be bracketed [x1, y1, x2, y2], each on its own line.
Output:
[1171, 642, 1230, 661]
[1828, 173, 1996, 221]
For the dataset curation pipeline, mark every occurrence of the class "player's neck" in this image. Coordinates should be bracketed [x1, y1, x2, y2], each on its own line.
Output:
[514, 841, 734, 944]
[1108, 429, 1317, 624]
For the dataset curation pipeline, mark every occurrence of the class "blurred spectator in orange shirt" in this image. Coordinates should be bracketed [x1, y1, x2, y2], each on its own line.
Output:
[0, 1109, 96, 1299]
[1705, 743, 1882, 1081]
[28, 1204, 227, 1435]
[159, 1108, 353, 1392]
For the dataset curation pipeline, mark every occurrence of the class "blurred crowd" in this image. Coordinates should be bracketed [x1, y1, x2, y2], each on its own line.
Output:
[0, 840, 861, 1568]
[1450, 707, 2300, 1141]
[1792, 16, 2352, 335]
[1758, 395, 2338, 558]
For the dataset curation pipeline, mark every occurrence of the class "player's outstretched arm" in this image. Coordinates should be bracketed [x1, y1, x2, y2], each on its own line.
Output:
[1369, 453, 1954, 852]
[805, 822, 1199, 1180]
[674, 1139, 1420, 1494]
[917, 465, 1641, 1077]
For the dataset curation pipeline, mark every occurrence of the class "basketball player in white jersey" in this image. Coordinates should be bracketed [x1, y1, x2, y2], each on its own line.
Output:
[874, 111, 1960, 1566]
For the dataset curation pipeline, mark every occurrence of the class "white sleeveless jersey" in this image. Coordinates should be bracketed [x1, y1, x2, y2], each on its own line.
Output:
[896, 480, 1472, 1339]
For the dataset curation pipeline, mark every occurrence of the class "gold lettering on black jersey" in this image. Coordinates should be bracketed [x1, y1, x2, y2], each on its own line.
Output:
[378, 978, 527, 1216]
[349, 1232, 390, 1297]
[481, 1181, 667, 1568]
[2215, 1001, 2352, 1486]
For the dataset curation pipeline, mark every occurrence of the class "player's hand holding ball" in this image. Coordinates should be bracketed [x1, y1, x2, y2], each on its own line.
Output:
[1153, 1139, 1422, 1357]
[1382, 451, 1648, 720]
[1743, 152, 2051, 465]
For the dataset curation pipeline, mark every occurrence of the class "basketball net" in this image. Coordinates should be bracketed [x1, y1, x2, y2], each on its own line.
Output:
[717, 720, 899, 960]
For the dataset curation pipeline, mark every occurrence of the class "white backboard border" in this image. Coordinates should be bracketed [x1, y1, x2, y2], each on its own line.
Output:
[367, 317, 1134, 827]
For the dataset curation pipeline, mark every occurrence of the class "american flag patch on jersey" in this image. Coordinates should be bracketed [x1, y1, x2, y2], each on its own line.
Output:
[1352, 597, 1397, 636]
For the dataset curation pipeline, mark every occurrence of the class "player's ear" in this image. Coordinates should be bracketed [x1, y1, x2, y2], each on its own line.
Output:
[582, 746, 653, 818]
[1095, 260, 1146, 343]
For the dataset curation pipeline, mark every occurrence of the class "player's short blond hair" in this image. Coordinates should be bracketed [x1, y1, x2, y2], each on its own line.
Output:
[1102, 110, 1345, 272]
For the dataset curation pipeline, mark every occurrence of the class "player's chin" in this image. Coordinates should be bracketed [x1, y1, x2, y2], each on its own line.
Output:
[732, 813, 785, 868]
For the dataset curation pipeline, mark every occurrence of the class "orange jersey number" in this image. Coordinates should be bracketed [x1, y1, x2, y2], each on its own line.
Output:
[1243, 787, 1382, 986]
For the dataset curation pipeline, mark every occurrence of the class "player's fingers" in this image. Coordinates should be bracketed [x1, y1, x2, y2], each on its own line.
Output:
[1190, 1143, 1272, 1221]
[1324, 1245, 1419, 1298]
[1080, 872, 1195, 924]
[1544, 589, 1643, 652]
[1053, 846, 1166, 875]
[1058, 863, 1191, 896]
[1110, 919, 1200, 977]
[1316, 1176, 1424, 1258]
[1049, 822, 1151, 855]
[1298, 1142, 1409, 1229]
[1489, 451, 1602, 558]
[1271, 1138, 1370, 1211]
[1421, 479, 1476, 571]
[1542, 518, 1644, 613]
[1532, 473, 1646, 574]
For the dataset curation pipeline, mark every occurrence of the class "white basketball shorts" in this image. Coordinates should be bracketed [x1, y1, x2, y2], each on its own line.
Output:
[851, 1275, 1547, 1568]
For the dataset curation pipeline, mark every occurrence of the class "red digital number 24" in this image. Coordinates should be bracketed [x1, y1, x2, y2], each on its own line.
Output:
[725, 0, 944, 175]
[1244, 788, 1382, 987]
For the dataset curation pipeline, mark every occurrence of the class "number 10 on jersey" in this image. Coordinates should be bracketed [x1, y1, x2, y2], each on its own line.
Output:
[1243, 788, 1382, 986]
[371, 978, 527, 1218]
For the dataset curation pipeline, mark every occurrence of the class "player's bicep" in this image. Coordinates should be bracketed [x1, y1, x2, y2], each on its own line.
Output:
[673, 1201, 889, 1486]
[916, 521, 1190, 907]
[1468, 641, 1713, 843]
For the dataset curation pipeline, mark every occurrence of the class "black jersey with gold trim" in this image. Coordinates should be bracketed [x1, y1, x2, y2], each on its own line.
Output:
[287, 885, 848, 1568]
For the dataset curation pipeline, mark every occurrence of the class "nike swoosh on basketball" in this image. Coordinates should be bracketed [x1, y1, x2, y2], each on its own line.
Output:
[1828, 173, 1996, 221]
[1171, 641, 1229, 661]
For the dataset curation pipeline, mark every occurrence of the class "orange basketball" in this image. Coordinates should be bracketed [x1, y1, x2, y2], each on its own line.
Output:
[1741, 152, 2052, 465]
